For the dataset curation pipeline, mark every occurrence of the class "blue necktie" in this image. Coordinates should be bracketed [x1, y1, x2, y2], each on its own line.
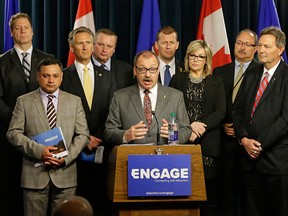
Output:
[164, 65, 171, 86]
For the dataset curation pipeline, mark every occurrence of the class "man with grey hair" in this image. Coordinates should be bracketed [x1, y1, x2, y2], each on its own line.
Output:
[62, 26, 117, 215]
[213, 29, 260, 215]
[234, 26, 288, 215]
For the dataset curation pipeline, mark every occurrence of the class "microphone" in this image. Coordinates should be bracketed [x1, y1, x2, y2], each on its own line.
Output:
[151, 111, 160, 145]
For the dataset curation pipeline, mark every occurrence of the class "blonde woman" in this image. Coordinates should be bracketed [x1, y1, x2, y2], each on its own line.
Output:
[169, 40, 226, 216]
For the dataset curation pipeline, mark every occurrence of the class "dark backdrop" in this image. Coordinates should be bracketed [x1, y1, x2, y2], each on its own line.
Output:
[0, 0, 287, 66]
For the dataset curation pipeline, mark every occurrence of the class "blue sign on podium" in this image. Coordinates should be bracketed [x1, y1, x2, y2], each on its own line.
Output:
[128, 154, 191, 197]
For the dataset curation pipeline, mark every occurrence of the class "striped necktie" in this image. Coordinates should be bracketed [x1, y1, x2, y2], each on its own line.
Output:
[83, 66, 93, 109]
[250, 71, 269, 118]
[47, 95, 57, 129]
[22, 52, 31, 82]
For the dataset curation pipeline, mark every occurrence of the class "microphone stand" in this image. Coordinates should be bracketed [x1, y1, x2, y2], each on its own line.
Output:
[151, 111, 160, 145]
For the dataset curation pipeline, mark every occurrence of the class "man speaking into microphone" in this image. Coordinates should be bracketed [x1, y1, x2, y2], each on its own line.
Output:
[104, 51, 191, 145]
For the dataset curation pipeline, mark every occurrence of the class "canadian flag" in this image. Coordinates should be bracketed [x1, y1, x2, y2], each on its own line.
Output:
[196, 0, 231, 69]
[67, 0, 96, 66]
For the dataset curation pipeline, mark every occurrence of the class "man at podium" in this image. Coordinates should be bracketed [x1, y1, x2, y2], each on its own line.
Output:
[104, 50, 192, 145]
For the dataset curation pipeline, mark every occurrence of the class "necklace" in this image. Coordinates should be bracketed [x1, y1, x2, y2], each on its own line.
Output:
[189, 73, 205, 84]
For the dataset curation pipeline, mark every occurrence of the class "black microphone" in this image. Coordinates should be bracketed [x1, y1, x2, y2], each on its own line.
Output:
[151, 111, 160, 145]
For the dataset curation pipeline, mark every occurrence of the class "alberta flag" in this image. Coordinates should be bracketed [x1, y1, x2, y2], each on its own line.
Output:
[4, 0, 19, 52]
[136, 0, 161, 54]
[196, 0, 231, 69]
[257, 0, 287, 62]
[67, 0, 95, 66]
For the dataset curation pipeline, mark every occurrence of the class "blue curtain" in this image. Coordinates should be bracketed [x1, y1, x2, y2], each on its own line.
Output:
[0, 0, 287, 66]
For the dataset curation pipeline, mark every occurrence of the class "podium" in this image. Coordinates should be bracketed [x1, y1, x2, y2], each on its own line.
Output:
[107, 145, 206, 216]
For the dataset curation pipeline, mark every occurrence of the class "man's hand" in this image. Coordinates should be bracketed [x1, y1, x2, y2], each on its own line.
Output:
[41, 146, 65, 168]
[123, 121, 148, 142]
[189, 131, 198, 142]
[241, 137, 262, 159]
[87, 136, 102, 150]
[223, 123, 235, 137]
[160, 119, 169, 138]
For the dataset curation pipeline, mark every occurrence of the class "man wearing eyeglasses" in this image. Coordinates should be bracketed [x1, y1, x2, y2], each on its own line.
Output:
[213, 29, 260, 216]
[104, 50, 191, 145]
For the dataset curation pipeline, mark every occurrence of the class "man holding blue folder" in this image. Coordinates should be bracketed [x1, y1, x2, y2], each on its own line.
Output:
[7, 57, 90, 216]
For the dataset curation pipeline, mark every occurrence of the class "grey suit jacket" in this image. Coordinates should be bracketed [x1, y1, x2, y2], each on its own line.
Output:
[7, 89, 90, 189]
[104, 84, 192, 145]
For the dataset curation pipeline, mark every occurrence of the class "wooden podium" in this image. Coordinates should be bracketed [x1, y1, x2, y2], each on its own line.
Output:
[107, 144, 206, 216]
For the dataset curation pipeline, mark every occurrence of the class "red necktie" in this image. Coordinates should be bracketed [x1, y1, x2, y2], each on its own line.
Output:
[250, 72, 269, 118]
[144, 90, 152, 127]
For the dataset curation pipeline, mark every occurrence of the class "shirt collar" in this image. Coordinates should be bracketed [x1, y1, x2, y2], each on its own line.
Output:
[139, 83, 158, 96]
[39, 88, 59, 99]
[92, 56, 111, 71]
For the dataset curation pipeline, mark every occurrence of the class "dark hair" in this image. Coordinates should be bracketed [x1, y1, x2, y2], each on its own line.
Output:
[37, 57, 63, 72]
[9, 13, 32, 30]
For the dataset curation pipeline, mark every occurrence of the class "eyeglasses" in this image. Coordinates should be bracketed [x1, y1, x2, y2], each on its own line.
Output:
[188, 54, 207, 61]
[235, 41, 256, 47]
[135, 66, 158, 74]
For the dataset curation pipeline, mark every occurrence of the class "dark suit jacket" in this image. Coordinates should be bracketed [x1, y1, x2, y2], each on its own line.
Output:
[169, 73, 226, 157]
[61, 64, 117, 144]
[234, 60, 288, 174]
[158, 58, 184, 85]
[110, 58, 135, 89]
[213, 59, 260, 155]
[0, 48, 53, 131]
[104, 84, 192, 145]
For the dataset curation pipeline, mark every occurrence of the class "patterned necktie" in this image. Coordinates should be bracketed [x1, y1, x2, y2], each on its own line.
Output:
[47, 95, 56, 129]
[250, 71, 269, 118]
[232, 63, 244, 103]
[101, 64, 107, 70]
[164, 65, 171, 86]
[83, 66, 93, 109]
[22, 52, 31, 82]
[144, 90, 152, 128]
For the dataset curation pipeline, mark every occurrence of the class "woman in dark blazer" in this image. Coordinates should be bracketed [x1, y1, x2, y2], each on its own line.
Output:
[169, 39, 226, 216]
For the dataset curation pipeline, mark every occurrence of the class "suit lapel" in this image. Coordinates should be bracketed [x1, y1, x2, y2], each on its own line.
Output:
[256, 61, 284, 109]
[129, 85, 146, 124]
[56, 90, 66, 129]
[67, 65, 89, 109]
[154, 85, 170, 127]
[10, 48, 28, 83]
[91, 65, 105, 110]
[28, 50, 41, 90]
[33, 89, 51, 130]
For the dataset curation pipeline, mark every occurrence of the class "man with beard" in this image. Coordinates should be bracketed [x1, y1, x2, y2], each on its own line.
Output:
[104, 50, 191, 145]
